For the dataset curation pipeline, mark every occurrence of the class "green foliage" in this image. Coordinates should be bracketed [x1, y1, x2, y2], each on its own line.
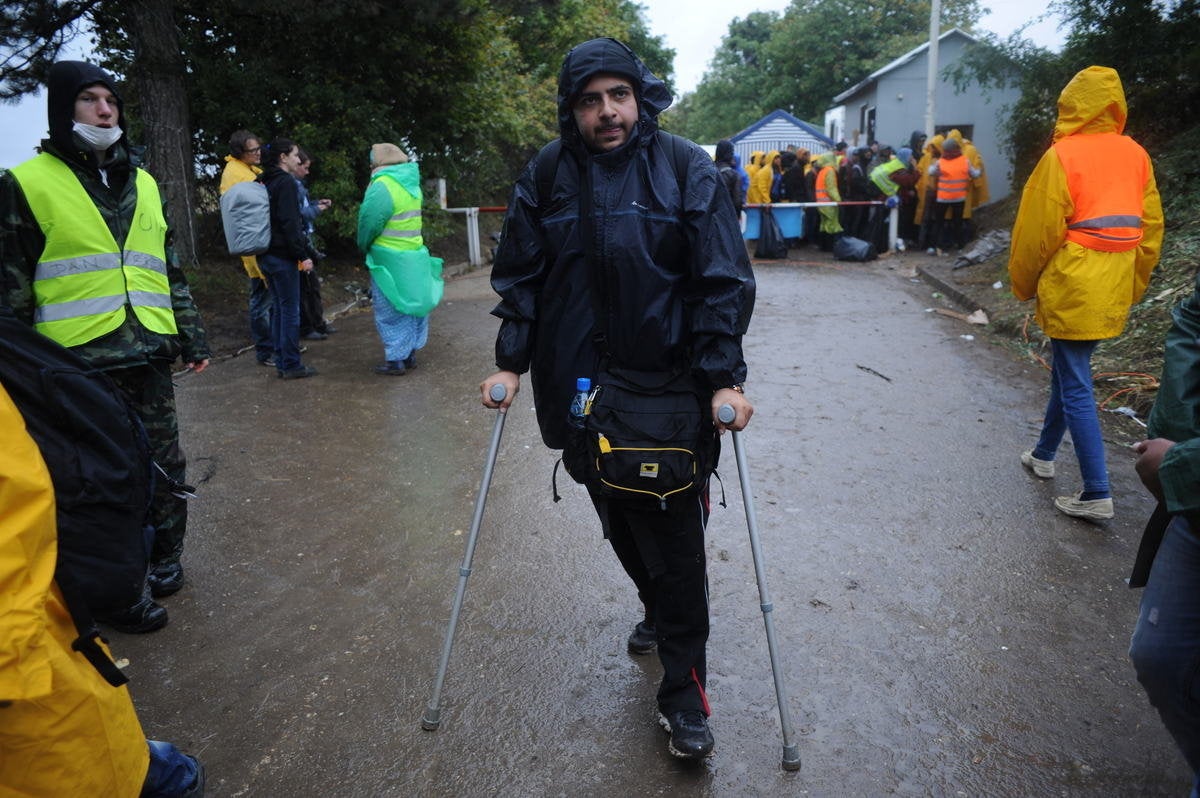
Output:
[953, 0, 1200, 187]
[3, 0, 670, 252]
[676, 0, 982, 143]
[0, 0, 97, 101]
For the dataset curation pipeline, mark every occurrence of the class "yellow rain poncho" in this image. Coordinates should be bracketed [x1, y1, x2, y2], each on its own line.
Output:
[1008, 66, 1164, 340]
[0, 385, 149, 796]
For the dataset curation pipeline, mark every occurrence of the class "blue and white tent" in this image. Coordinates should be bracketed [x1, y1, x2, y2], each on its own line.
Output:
[728, 109, 834, 167]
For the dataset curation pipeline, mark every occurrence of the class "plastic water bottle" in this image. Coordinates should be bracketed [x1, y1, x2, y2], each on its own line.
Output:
[567, 377, 591, 430]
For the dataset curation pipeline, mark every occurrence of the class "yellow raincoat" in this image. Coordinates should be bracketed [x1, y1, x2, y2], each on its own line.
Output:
[1008, 66, 1164, 340]
[914, 134, 943, 224]
[0, 386, 149, 796]
[745, 150, 764, 186]
[747, 150, 778, 204]
[219, 154, 265, 279]
[813, 152, 843, 235]
[941, 129, 989, 219]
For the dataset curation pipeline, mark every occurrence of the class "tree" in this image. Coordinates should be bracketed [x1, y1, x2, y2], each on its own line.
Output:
[675, 0, 983, 144]
[951, 0, 1200, 185]
[3, 0, 674, 258]
[3, 0, 202, 265]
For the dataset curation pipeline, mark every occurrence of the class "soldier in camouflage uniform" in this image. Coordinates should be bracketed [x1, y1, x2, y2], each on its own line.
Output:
[0, 61, 210, 633]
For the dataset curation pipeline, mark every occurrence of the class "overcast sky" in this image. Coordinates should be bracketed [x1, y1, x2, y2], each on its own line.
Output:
[644, 0, 1067, 95]
[0, 2, 1066, 168]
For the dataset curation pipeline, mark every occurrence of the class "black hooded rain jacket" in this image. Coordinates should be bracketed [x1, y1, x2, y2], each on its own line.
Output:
[490, 38, 755, 450]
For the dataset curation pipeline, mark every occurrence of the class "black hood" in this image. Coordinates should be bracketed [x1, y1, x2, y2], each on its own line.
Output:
[715, 139, 734, 163]
[46, 60, 126, 154]
[555, 38, 672, 151]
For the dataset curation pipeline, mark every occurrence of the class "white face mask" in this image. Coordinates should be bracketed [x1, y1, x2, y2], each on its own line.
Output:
[72, 121, 123, 151]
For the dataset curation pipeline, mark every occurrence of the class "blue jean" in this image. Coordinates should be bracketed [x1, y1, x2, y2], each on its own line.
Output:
[371, 277, 428, 363]
[1130, 516, 1200, 797]
[1032, 338, 1110, 498]
[248, 276, 272, 362]
[141, 739, 199, 797]
[259, 254, 303, 373]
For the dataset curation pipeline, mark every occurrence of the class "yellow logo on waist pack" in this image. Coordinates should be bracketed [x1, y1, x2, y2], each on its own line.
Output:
[639, 462, 660, 478]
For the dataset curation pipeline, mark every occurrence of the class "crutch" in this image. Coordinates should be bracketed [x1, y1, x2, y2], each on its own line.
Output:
[421, 383, 509, 731]
[718, 404, 802, 771]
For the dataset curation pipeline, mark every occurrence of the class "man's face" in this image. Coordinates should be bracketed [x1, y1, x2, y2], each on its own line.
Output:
[241, 138, 262, 166]
[572, 74, 638, 153]
[74, 85, 119, 128]
[295, 159, 311, 179]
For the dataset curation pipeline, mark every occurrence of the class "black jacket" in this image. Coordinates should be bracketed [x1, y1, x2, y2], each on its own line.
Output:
[261, 166, 313, 262]
[490, 38, 755, 449]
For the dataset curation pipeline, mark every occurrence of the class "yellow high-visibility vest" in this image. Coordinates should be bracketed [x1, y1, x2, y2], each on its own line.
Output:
[10, 153, 177, 347]
[373, 175, 424, 252]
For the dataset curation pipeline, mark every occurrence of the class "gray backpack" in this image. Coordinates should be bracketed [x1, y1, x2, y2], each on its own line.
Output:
[220, 180, 271, 255]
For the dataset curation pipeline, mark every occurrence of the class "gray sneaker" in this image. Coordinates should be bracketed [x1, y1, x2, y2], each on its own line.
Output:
[1054, 492, 1114, 520]
[1021, 449, 1055, 479]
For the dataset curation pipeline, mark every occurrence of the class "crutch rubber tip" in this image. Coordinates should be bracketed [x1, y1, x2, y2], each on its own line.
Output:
[781, 745, 802, 771]
[421, 707, 441, 731]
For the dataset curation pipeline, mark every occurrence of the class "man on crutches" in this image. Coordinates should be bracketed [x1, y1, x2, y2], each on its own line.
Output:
[480, 37, 754, 761]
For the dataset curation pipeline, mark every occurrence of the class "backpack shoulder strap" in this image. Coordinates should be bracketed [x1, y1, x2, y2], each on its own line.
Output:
[534, 138, 564, 219]
[656, 130, 691, 201]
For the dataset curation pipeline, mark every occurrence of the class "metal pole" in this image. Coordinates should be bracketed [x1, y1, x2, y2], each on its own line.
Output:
[925, 0, 941, 139]
[422, 384, 509, 730]
[718, 404, 802, 771]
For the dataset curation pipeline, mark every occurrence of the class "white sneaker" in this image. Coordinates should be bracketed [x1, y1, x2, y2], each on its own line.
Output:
[926, 247, 936, 255]
[1054, 492, 1114, 520]
[1020, 450, 1055, 478]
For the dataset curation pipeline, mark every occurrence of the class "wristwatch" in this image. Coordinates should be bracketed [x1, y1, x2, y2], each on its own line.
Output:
[727, 384, 745, 394]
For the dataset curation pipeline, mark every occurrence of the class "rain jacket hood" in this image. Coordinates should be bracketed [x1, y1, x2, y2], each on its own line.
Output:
[45, 61, 128, 161]
[1054, 66, 1127, 141]
[1008, 66, 1161, 339]
[371, 162, 421, 197]
[556, 38, 672, 154]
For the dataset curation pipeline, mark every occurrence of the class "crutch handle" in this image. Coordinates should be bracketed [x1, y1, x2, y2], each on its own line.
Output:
[718, 403, 736, 425]
[489, 383, 507, 403]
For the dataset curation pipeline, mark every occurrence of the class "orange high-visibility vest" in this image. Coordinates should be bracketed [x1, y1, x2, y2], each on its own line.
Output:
[815, 166, 834, 202]
[936, 156, 970, 203]
[1053, 132, 1148, 253]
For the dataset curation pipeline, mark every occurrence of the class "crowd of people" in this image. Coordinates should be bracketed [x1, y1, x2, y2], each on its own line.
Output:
[719, 129, 990, 256]
[218, 131, 441, 380]
[0, 48, 1195, 794]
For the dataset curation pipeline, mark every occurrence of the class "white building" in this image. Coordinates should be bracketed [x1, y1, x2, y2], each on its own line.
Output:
[823, 28, 1022, 202]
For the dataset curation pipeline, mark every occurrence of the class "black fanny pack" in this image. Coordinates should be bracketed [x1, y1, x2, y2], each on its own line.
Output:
[562, 369, 718, 510]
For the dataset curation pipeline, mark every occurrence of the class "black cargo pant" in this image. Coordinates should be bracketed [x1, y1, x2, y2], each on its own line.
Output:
[299, 269, 328, 337]
[106, 361, 189, 567]
[591, 488, 712, 716]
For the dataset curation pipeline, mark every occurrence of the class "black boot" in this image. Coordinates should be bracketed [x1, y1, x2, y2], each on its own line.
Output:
[95, 590, 169, 634]
[148, 561, 184, 598]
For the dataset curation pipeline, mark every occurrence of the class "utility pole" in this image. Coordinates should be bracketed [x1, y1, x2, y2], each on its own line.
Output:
[925, 0, 940, 139]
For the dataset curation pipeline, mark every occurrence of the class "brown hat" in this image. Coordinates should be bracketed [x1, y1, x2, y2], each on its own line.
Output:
[370, 142, 409, 166]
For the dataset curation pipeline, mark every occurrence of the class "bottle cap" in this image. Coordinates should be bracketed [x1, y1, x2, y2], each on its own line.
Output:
[576, 377, 591, 391]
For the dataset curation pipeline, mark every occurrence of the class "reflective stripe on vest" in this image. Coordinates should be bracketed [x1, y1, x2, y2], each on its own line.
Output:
[815, 166, 834, 202]
[870, 158, 905, 196]
[936, 156, 970, 202]
[10, 153, 176, 347]
[1054, 132, 1148, 253]
[374, 176, 424, 251]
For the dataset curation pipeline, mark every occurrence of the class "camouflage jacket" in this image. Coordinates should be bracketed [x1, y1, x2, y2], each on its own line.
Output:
[0, 140, 210, 370]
